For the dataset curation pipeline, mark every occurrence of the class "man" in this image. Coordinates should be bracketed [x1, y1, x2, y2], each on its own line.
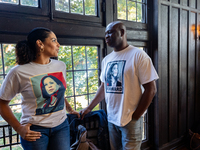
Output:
[80, 21, 159, 150]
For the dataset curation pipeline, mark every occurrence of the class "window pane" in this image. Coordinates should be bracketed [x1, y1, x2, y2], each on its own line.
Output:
[74, 71, 87, 95]
[89, 94, 99, 111]
[67, 97, 75, 110]
[55, 0, 69, 12]
[76, 95, 88, 111]
[85, 0, 96, 16]
[0, 76, 4, 86]
[0, 115, 6, 125]
[65, 72, 74, 97]
[10, 94, 21, 105]
[137, 3, 142, 22]
[3, 44, 16, 74]
[11, 144, 23, 149]
[0, 0, 18, 4]
[73, 46, 86, 70]
[86, 46, 98, 69]
[21, 0, 38, 7]
[127, 0, 136, 21]
[58, 46, 72, 70]
[117, 0, 126, 20]
[88, 70, 98, 93]
[58, 44, 99, 112]
[10, 104, 22, 122]
[71, 0, 83, 14]
[143, 113, 147, 140]
[117, 0, 146, 23]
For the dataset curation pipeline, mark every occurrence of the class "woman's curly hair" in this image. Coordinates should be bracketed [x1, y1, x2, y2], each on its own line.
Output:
[15, 27, 52, 65]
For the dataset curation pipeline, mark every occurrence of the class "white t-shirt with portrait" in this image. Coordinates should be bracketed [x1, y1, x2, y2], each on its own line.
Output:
[0, 59, 67, 128]
[100, 45, 159, 127]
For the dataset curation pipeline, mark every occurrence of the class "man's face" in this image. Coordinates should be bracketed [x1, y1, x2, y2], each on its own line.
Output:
[105, 23, 122, 48]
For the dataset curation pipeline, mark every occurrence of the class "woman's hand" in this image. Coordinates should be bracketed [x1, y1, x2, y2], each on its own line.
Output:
[68, 110, 80, 118]
[17, 123, 41, 141]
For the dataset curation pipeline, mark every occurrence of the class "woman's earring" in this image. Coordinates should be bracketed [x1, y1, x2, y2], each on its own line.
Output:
[40, 47, 44, 53]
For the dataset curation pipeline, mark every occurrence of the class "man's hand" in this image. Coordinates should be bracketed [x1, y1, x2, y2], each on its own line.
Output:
[17, 123, 41, 141]
[79, 107, 91, 120]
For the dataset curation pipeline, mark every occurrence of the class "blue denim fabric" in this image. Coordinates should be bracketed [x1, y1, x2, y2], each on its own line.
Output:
[20, 119, 70, 150]
[108, 117, 143, 150]
[67, 109, 110, 150]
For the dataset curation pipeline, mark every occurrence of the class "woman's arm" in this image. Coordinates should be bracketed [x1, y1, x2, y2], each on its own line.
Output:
[65, 98, 80, 118]
[0, 99, 41, 141]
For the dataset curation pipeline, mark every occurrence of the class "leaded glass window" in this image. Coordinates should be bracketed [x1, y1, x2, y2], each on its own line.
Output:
[55, 0, 96, 16]
[117, 0, 147, 23]
[0, 0, 38, 7]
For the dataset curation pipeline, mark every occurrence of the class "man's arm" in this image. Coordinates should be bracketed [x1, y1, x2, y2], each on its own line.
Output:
[0, 99, 41, 141]
[132, 80, 157, 120]
[80, 82, 105, 119]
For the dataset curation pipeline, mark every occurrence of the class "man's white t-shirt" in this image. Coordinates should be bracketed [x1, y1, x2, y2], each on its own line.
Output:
[0, 59, 67, 128]
[100, 45, 159, 127]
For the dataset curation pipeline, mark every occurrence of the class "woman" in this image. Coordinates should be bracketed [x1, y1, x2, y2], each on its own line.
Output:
[0, 27, 80, 150]
[106, 63, 122, 87]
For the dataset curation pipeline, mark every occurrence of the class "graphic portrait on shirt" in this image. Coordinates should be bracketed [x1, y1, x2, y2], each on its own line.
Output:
[105, 60, 126, 94]
[30, 72, 66, 115]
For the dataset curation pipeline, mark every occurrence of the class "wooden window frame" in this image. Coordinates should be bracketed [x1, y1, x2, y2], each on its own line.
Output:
[0, 0, 49, 15]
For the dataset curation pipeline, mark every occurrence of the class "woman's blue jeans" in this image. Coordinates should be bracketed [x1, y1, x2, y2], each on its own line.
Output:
[20, 119, 70, 150]
[108, 117, 143, 150]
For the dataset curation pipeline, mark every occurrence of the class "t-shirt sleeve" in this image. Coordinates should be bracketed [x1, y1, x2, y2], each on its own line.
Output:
[100, 59, 105, 83]
[0, 68, 20, 101]
[137, 52, 159, 85]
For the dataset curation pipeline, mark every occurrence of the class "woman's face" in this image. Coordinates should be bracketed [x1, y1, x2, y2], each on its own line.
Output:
[112, 64, 118, 77]
[43, 77, 59, 95]
[42, 32, 60, 57]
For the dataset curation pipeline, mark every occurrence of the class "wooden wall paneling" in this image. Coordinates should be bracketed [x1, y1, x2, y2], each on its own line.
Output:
[195, 12, 200, 123]
[182, 0, 189, 6]
[189, 0, 196, 9]
[187, 11, 196, 129]
[0, 16, 105, 39]
[198, 0, 200, 9]
[169, 6, 179, 141]
[105, 0, 115, 55]
[149, 1, 159, 149]
[178, 9, 188, 137]
[127, 30, 148, 41]
[159, 4, 169, 146]
[171, 0, 179, 4]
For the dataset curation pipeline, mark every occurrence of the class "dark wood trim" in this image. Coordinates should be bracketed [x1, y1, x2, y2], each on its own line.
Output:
[0, 0, 49, 15]
[161, 1, 200, 13]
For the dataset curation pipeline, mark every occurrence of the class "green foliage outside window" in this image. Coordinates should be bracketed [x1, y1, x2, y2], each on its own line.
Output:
[55, 0, 96, 16]
[85, 0, 95, 15]
[117, 0, 144, 22]
[58, 45, 99, 111]
[2, 44, 16, 74]
[0, 0, 18, 4]
[21, 0, 38, 7]
[0, 0, 38, 6]
[71, 0, 83, 14]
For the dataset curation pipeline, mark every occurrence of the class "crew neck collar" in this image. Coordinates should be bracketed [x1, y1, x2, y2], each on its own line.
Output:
[30, 59, 52, 66]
